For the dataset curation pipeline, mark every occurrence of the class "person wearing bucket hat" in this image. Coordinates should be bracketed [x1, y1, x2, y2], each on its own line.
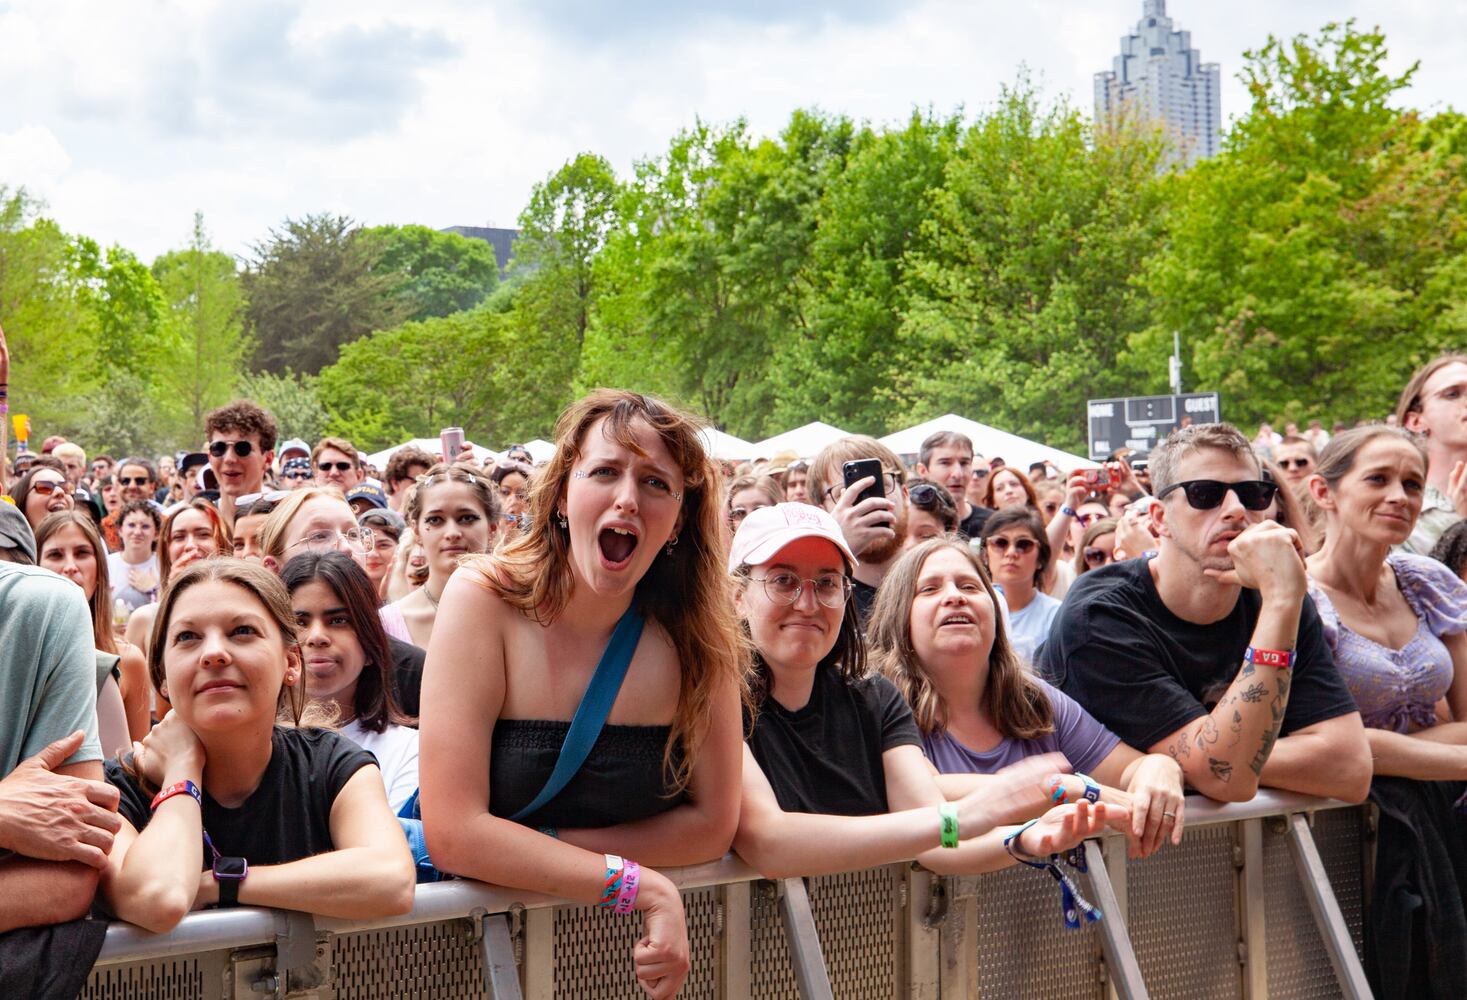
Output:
[727, 502, 1124, 883]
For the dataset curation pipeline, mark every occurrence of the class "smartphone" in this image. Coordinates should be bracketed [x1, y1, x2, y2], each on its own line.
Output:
[1083, 467, 1112, 489]
[1131, 459, 1149, 474]
[440, 427, 465, 465]
[843, 458, 886, 506]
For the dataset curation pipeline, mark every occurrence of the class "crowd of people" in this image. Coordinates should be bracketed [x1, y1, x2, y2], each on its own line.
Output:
[6, 317, 1467, 998]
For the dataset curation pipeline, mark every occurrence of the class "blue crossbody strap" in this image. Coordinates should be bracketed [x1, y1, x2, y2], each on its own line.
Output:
[510, 605, 646, 822]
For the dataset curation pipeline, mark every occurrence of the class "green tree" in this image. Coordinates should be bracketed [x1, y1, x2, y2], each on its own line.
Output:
[243, 214, 411, 374]
[236, 370, 330, 445]
[361, 224, 499, 320]
[151, 212, 249, 438]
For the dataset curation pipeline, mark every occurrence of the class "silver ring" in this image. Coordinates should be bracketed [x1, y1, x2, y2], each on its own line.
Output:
[1162, 811, 1177, 821]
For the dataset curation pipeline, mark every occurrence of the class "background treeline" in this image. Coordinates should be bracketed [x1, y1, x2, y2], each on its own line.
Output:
[2, 22, 1463, 457]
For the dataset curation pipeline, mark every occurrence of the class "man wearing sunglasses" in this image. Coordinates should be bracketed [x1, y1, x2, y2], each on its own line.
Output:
[1273, 436, 1318, 488]
[312, 436, 364, 493]
[204, 400, 278, 531]
[1039, 423, 1369, 807]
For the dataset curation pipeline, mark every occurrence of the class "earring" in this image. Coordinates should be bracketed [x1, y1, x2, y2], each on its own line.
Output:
[665, 535, 678, 556]
[558, 509, 568, 529]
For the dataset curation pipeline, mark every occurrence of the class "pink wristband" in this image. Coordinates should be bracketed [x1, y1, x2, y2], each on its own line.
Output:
[613, 859, 641, 914]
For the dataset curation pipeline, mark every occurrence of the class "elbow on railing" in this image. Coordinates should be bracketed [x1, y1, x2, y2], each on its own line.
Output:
[117, 884, 195, 936]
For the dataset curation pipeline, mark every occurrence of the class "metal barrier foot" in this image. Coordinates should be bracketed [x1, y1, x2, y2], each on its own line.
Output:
[479, 912, 523, 1000]
[1284, 813, 1374, 1000]
[777, 877, 835, 1000]
[1080, 840, 1149, 1000]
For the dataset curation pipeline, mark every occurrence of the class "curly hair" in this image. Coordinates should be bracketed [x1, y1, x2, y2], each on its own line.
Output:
[204, 400, 279, 453]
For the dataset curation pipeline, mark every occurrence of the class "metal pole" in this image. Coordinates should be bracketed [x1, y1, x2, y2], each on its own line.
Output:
[1169, 331, 1183, 396]
[1284, 814, 1373, 1000]
[480, 913, 524, 1000]
[1081, 840, 1150, 1000]
[778, 877, 835, 1000]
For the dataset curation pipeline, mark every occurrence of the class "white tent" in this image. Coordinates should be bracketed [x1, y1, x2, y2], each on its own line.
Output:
[518, 439, 557, 464]
[878, 414, 1094, 472]
[750, 421, 852, 460]
[366, 438, 501, 470]
[698, 426, 756, 461]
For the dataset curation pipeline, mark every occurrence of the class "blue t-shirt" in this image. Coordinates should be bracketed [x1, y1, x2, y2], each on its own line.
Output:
[1004, 590, 1062, 664]
[922, 678, 1120, 776]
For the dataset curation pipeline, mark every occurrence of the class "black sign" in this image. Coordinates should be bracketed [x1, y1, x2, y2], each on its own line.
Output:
[1087, 393, 1221, 461]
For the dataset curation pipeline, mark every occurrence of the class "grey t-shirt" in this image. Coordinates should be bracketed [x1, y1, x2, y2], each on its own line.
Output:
[107, 550, 159, 613]
[0, 562, 102, 771]
[921, 678, 1120, 776]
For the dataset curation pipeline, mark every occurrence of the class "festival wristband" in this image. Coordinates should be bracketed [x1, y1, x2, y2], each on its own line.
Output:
[1060, 505, 1076, 517]
[1074, 773, 1101, 804]
[613, 859, 641, 914]
[150, 780, 202, 811]
[1003, 820, 1103, 930]
[597, 854, 625, 909]
[1048, 775, 1067, 805]
[1245, 646, 1295, 670]
[938, 803, 959, 849]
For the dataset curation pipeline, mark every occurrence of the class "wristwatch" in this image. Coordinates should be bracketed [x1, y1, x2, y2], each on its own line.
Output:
[212, 855, 248, 907]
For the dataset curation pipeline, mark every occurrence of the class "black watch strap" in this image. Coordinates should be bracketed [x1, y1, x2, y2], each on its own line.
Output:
[214, 858, 248, 907]
[217, 873, 241, 907]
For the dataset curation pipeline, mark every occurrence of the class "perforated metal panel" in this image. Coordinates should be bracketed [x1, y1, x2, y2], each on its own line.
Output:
[748, 867, 905, 999]
[333, 917, 488, 999]
[550, 886, 720, 999]
[1262, 809, 1366, 999]
[970, 865, 1104, 998]
[1127, 823, 1242, 1000]
[81, 953, 224, 1000]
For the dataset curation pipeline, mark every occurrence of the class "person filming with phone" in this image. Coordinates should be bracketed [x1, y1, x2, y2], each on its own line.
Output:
[808, 437, 912, 627]
[1038, 423, 1371, 805]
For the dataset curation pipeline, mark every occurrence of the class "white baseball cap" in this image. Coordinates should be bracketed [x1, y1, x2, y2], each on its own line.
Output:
[728, 502, 858, 574]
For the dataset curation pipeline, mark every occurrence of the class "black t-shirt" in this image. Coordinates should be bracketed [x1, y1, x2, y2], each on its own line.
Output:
[389, 636, 426, 720]
[747, 665, 922, 817]
[106, 727, 376, 867]
[1037, 557, 1358, 752]
[958, 505, 992, 540]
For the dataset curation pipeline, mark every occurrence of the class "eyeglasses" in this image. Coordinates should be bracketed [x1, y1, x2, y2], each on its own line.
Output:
[1076, 512, 1106, 528]
[1083, 547, 1113, 568]
[208, 440, 255, 458]
[289, 526, 374, 552]
[986, 536, 1037, 555]
[1156, 479, 1279, 511]
[118, 476, 152, 487]
[1278, 458, 1312, 471]
[908, 483, 945, 507]
[750, 572, 851, 609]
[317, 461, 354, 473]
[824, 471, 901, 504]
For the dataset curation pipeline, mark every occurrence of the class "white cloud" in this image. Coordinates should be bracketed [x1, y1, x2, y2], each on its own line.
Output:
[0, 0, 1460, 261]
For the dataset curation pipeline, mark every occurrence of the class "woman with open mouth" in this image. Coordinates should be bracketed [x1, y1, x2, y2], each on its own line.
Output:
[871, 538, 1187, 862]
[419, 390, 746, 1000]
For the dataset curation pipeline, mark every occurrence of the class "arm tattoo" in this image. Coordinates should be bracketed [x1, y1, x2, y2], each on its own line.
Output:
[1225, 709, 1244, 749]
[1249, 671, 1292, 776]
[1194, 717, 1221, 752]
[1209, 757, 1234, 782]
[1250, 729, 1278, 776]
[1239, 682, 1267, 703]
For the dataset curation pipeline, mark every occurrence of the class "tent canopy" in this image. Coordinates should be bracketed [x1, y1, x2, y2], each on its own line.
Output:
[878, 414, 1094, 472]
[749, 421, 851, 460]
[365, 438, 501, 470]
[698, 427, 756, 461]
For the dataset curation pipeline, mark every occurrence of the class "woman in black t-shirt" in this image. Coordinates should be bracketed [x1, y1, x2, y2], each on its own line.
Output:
[101, 559, 414, 932]
[730, 502, 1126, 879]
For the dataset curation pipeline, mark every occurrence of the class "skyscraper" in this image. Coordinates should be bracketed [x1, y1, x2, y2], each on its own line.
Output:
[1094, 0, 1220, 168]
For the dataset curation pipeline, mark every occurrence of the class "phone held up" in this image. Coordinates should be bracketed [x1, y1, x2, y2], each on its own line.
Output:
[843, 458, 886, 506]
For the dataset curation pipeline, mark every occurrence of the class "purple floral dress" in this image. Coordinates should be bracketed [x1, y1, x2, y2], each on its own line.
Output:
[1307, 554, 1467, 733]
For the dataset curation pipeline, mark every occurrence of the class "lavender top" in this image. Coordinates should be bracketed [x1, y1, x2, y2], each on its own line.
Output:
[922, 677, 1121, 775]
[1307, 553, 1467, 733]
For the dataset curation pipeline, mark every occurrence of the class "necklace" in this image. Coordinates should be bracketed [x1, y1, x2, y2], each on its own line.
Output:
[422, 585, 442, 609]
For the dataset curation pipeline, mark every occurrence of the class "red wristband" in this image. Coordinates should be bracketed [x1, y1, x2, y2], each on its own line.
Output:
[150, 780, 202, 811]
[1245, 646, 1294, 670]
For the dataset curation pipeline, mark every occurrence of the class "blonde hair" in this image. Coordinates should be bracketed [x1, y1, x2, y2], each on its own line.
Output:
[868, 538, 1054, 740]
[806, 436, 907, 510]
[467, 389, 747, 793]
[257, 486, 347, 562]
[158, 499, 230, 584]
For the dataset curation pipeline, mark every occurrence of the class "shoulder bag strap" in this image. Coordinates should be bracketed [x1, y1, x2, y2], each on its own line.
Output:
[509, 605, 646, 821]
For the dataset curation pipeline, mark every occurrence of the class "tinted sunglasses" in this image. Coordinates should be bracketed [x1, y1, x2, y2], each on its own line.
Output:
[282, 469, 313, 480]
[30, 479, 67, 497]
[986, 536, 1037, 554]
[1278, 458, 1311, 470]
[208, 440, 255, 458]
[1156, 479, 1279, 511]
[1084, 547, 1113, 568]
[318, 461, 353, 473]
[118, 476, 152, 487]
[1076, 511, 1106, 527]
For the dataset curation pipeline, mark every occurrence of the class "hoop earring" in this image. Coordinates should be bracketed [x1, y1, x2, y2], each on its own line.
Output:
[557, 509, 568, 529]
[665, 535, 678, 556]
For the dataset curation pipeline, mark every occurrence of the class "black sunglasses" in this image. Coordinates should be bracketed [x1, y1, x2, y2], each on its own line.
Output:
[208, 440, 254, 458]
[1156, 479, 1279, 511]
[1083, 547, 1113, 568]
[118, 476, 152, 487]
[318, 461, 353, 473]
[986, 536, 1037, 554]
[1278, 458, 1311, 470]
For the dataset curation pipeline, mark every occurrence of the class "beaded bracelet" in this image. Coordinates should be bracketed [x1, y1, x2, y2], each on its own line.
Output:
[938, 803, 959, 848]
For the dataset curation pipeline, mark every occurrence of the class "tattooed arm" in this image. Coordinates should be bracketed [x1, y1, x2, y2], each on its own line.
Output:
[1256, 713, 1370, 802]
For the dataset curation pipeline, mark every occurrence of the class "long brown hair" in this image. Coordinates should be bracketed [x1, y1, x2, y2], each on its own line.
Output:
[466, 389, 747, 792]
[35, 510, 116, 655]
[159, 498, 230, 583]
[869, 538, 1054, 740]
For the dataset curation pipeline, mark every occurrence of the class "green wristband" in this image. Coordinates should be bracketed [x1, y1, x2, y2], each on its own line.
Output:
[939, 803, 960, 849]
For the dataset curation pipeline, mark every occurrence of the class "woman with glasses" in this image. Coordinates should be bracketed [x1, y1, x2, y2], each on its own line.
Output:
[12, 465, 74, 534]
[489, 459, 534, 542]
[380, 464, 498, 648]
[904, 479, 959, 549]
[258, 488, 376, 574]
[1075, 517, 1118, 576]
[109, 499, 161, 614]
[871, 538, 1184, 862]
[730, 504, 1127, 889]
[724, 475, 782, 537]
[979, 508, 1060, 664]
[358, 507, 405, 601]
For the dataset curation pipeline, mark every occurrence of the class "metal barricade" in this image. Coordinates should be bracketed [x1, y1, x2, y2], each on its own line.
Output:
[78, 791, 1372, 999]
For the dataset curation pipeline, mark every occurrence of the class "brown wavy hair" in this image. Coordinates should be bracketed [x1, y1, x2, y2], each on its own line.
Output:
[982, 466, 1039, 510]
[158, 498, 230, 585]
[35, 510, 117, 655]
[869, 538, 1054, 740]
[466, 389, 746, 792]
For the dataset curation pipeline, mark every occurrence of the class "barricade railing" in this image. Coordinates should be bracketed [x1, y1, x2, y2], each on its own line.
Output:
[79, 790, 1373, 999]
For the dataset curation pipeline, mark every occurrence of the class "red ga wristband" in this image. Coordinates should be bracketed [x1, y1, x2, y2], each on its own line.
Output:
[1246, 646, 1295, 670]
[150, 780, 202, 811]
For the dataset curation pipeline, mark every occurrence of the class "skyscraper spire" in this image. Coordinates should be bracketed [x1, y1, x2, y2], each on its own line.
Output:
[1094, 1, 1220, 168]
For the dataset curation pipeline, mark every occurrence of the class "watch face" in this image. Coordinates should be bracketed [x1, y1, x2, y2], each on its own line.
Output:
[214, 856, 248, 880]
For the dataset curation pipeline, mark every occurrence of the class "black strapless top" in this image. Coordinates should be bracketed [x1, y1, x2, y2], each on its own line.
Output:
[489, 719, 687, 829]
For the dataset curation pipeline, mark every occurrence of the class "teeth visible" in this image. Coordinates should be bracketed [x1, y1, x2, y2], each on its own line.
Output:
[610, 527, 634, 536]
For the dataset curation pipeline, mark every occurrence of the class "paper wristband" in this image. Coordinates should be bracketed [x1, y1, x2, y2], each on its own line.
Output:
[613, 860, 641, 914]
[939, 803, 959, 849]
[597, 854, 624, 909]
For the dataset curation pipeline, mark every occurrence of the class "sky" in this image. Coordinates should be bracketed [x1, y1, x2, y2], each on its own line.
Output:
[0, 0, 1460, 262]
